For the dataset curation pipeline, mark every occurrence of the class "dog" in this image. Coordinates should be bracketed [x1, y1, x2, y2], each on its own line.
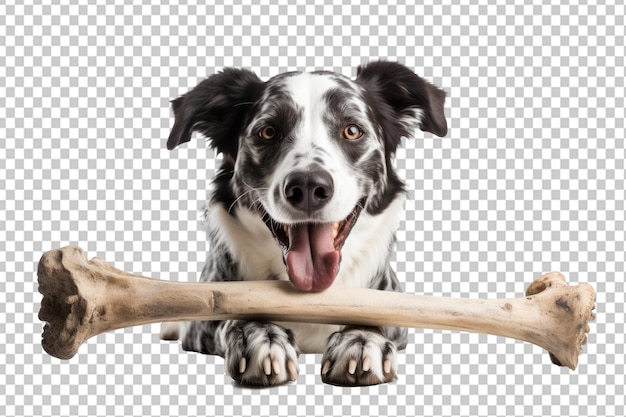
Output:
[160, 61, 447, 386]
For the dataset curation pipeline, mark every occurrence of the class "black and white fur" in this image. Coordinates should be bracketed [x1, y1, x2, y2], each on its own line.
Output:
[161, 61, 447, 386]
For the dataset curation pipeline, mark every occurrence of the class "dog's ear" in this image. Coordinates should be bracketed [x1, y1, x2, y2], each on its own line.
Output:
[356, 61, 448, 138]
[167, 68, 265, 156]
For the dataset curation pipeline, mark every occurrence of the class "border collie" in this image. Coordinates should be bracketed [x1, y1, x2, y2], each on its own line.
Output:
[161, 61, 447, 386]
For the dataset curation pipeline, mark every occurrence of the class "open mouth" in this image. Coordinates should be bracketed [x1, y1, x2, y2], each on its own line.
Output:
[264, 199, 365, 292]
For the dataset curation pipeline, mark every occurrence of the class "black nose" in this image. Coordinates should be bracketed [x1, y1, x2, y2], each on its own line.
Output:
[284, 169, 334, 213]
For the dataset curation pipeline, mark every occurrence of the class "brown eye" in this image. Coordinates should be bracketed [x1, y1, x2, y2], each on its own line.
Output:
[342, 125, 363, 140]
[259, 125, 276, 140]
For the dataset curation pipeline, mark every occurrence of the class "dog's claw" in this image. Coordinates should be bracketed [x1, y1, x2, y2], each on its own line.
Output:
[383, 358, 392, 374]
[322, 360, 331, 376]
[348, 358, 357, 375]
[287, 360, 298, 381]
[362, 355, 372, 372]
[272, 358, 280, 375]
[263, 357, 272, 376]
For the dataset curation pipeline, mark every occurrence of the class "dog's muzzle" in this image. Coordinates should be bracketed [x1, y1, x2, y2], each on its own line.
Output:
[263, 168, 364, 292]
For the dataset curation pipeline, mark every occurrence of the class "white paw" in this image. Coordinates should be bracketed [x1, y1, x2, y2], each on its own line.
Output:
[321, 328, 397, 386]
[225, 322, 299, 386]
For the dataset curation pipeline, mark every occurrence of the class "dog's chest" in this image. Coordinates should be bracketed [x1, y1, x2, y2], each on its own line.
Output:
[208, 205, 287, 281]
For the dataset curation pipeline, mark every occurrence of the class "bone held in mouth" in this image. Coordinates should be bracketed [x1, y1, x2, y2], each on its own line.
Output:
[38, 246, 595, 369]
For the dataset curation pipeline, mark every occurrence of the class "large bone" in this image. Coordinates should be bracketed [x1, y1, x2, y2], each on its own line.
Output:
[38, 246, 595, 369]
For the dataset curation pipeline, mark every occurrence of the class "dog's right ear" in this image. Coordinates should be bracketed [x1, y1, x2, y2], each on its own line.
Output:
[356, 61, 448, 138]
[167, 68, 265, 157]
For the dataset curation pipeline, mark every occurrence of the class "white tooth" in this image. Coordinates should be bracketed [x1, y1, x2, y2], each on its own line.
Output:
[332, 223, 339, 239]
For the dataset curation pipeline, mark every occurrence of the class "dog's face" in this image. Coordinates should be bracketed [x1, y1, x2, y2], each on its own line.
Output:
[168, 62, 447, 292]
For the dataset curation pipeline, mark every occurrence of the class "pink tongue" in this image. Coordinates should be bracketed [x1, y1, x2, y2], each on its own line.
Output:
[286, 223, 340, 292]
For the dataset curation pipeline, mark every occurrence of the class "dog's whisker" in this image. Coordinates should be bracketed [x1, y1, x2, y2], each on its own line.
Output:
[230, 193, 266, 215]
[239, 179, 266, 192]
[232, 101, 256, 108]
[227, 179, 271, 214]
[228, 189, 258, 213]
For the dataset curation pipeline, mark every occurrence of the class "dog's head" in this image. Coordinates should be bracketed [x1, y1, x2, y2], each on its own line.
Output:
[168, 61, 447, 291]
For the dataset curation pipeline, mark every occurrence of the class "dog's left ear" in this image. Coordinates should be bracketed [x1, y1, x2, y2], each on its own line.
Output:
[167, 68, 265, 157]
[356, 61, 448, 138]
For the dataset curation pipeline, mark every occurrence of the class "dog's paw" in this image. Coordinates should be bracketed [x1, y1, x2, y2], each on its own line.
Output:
[321, 327, 397, 386]
[224, 321, 300, 387]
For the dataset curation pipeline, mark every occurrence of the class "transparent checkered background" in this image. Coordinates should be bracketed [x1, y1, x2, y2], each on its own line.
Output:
[1, 0, 624, 416]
